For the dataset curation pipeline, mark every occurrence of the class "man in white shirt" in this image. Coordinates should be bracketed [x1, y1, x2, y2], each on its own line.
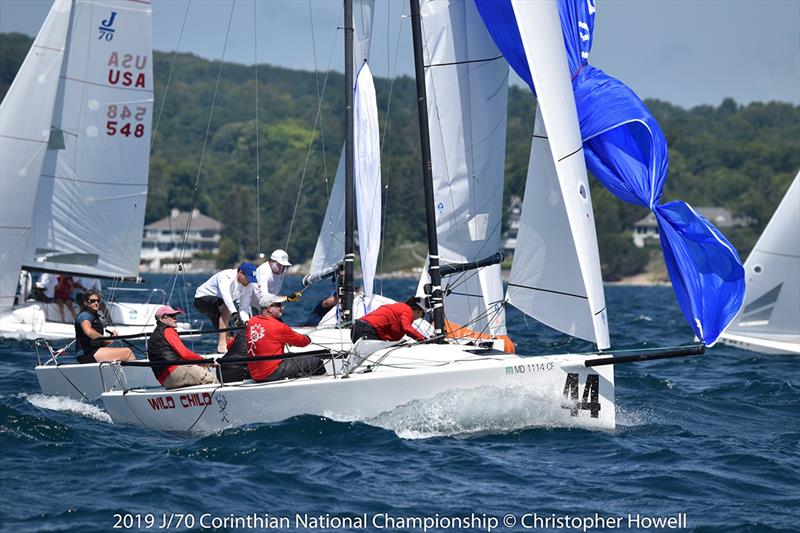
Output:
[242, 249, 299, 314]
[33, 272, 57, 302]
[256, 249, 291, 297]
[194, 262, 257, 353]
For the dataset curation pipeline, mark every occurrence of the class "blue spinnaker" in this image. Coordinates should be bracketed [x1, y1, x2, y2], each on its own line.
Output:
[474, 0, 745, 345]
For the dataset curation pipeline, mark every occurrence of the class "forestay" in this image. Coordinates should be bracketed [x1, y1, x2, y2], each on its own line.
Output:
[725, 173, 799, 343]
[416, 0, 509, 336]
[475, 0, 609, 347]
[24, 0, 154, 280]
[0, 0, 71, 311]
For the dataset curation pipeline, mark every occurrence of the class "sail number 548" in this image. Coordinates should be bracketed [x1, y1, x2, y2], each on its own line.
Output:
[106, 104, 146, 137]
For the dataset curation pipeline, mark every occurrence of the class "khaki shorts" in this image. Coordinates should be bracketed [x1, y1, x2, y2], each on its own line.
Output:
[163, 365, 219, 389]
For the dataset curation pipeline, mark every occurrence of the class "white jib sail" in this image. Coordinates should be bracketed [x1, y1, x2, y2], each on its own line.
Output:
[509, 107, 602, 344]
[417, 0, 508, 336]
[725, 172, 800, 344]
[0, 0, 71, 311]
[354, 63, 381, 303]
[310, 0, 376, 276]
[25, 0, 153, 279]
[505, 0, 609, 348]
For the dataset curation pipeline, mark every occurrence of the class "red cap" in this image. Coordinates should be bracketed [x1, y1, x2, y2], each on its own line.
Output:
[155, 305, 183, 318]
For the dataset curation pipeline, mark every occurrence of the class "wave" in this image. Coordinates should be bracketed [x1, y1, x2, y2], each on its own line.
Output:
[356, 383, 603, 439]
[24, 394, 112, 424]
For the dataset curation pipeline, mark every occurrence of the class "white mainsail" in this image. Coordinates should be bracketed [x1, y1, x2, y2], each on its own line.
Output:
[0, 0, 71, 312]
[24, 0, 153, 279]
[417, 0, 508, 335]
[723, 172, 800, 350]
[310, 0, 376, 278]
[505, 0, 610, 349]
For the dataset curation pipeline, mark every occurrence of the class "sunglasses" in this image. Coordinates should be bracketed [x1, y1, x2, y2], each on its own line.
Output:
[86, 298, 101, 304]
[269, 302, 284, 308]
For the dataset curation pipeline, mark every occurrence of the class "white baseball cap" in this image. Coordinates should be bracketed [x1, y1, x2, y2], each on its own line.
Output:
[259, 293, 287, 309]
[270, 249, 292, 266]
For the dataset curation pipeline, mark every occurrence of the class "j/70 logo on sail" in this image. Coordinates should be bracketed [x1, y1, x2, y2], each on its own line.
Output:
[98, 12, 117, 41]
[562, 373, 600, 418]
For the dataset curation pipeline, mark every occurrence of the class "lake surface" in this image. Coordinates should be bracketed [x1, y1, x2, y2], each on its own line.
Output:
[1, 274, 797, 532]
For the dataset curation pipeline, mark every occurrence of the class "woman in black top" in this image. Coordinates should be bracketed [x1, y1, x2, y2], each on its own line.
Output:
[74, 290, 136, 364]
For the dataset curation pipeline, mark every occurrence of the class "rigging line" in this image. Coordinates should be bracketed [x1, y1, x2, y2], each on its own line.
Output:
[308, 0, 331, 204]
[284, 27, 339, 251]
[254, 0, 261, 257]
[378, 1, 407, 293]
[151, 0, 192, 150]
[175, 0, 237, 270]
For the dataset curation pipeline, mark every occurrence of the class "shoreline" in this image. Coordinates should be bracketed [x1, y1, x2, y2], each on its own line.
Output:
[140, 265, 670, 286]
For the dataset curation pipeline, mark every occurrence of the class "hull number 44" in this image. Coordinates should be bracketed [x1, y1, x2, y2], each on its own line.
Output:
[562, 373, 600, 418]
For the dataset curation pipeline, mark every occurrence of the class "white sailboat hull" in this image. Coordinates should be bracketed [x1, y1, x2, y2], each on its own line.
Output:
[101, 345, 615, 433]
[1, 301, 193, 341]
[36, 361, 160, 401]
[718, 331, 800, 355]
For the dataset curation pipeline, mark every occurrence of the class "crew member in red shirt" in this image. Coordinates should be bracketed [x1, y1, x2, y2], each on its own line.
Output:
[147, 305, 218, 389]
[246, 294, 326, 382]
[350, 297, 427, 343]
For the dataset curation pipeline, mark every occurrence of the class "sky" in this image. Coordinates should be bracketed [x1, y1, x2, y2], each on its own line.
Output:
[1, 0, 798, 109]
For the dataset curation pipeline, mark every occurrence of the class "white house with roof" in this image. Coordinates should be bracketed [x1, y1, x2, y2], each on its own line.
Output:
[632, 207, 749, 248]
[140, 209, 221, 270]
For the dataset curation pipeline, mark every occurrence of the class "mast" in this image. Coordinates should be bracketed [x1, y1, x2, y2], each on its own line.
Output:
[341, 0, 355, 323]
[409, 0, 445, 337]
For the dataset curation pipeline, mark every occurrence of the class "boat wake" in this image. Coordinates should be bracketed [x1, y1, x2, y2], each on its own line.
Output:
[24, 394, 112, 424]
[355, 383, 588, 439]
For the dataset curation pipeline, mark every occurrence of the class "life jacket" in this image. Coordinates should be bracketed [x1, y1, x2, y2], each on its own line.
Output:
[74, 310, 105, 354]
[147, 321, 182, 381]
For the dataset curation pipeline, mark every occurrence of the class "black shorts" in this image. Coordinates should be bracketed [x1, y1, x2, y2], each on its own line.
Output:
[76, 350, 98, 364]
[258, 355, 326, 382]
[350, 320, 381, 342]
[194, 296, 225, 326]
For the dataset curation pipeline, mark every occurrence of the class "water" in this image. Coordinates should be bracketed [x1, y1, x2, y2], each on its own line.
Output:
[1, 276, 797, 532]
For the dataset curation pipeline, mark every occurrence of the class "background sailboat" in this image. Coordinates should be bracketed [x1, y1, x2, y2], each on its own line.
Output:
[719, 172, 800, 354]
[0, 0, 190, 341]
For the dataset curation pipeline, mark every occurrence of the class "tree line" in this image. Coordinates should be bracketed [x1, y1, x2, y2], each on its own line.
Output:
[2, 33, 798, 279]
